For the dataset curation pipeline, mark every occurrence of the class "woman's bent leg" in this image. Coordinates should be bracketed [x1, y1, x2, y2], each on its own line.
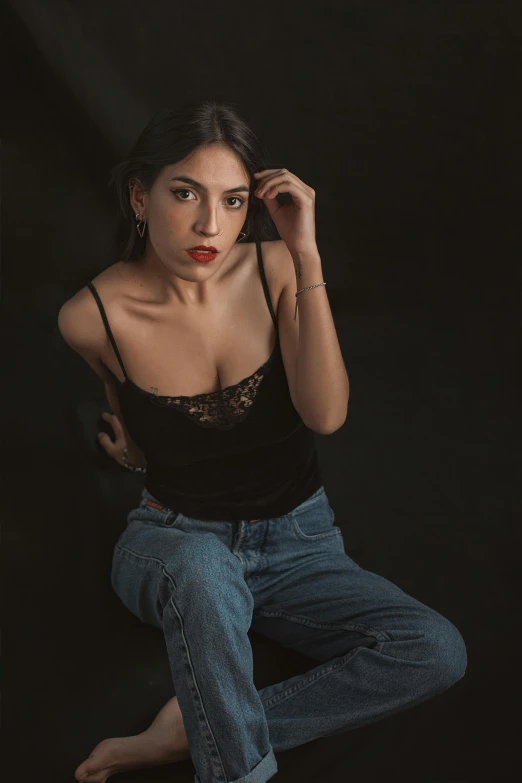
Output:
[246, 488, 468, 752]
[111, 520, 278, 783]
[250, 546, 467, 752]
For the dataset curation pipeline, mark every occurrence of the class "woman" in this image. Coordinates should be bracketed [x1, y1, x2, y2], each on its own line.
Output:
[58, 100, 467, 783]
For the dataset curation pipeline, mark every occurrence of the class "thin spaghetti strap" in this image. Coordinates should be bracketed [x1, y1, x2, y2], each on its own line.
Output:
[255, 240, 279, 332]
[86, 282, 128, 380]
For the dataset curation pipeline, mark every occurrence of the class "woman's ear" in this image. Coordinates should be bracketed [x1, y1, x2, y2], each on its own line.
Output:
[128, 180, 147, 215]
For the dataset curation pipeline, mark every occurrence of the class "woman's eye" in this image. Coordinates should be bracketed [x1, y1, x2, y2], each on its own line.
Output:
[173, 190, 245, 208]
[174, 189, 195, 201]
[227, 196, 245, 208]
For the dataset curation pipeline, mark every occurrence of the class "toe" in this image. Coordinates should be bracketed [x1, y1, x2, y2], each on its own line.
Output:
[74, 758, 108, 783]
[74, 764, 87, 781]
[75, 769, 108, 783]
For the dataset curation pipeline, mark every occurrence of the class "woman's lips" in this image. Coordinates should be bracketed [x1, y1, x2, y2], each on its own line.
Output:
[186, 250, 218, 262]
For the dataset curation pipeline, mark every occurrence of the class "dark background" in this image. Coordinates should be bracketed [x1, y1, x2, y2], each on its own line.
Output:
[2, 1, 521, 781]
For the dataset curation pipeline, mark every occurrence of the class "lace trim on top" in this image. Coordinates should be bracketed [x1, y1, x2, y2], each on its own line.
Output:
[126, 351, 276, 431]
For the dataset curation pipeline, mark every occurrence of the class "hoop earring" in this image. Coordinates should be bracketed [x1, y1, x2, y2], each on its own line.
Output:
[237, 231, 246, 242]
[135, 212, 147, 238]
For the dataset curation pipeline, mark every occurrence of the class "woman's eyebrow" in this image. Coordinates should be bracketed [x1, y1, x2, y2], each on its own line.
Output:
[169, 176, 250, 194]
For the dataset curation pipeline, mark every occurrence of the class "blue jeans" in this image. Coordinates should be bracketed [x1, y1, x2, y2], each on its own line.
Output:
[111, 485, 467, 783]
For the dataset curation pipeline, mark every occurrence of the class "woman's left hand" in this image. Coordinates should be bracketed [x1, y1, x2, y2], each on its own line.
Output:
[253, 168, 317, 256]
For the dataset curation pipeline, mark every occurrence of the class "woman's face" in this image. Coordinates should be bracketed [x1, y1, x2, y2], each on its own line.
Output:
[129, 143, 252, 292]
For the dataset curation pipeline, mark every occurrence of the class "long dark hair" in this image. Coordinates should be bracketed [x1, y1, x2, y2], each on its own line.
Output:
[107, 100, 280, 262]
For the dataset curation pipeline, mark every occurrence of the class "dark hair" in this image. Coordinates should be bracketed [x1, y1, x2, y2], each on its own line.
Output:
[107, 100, 280, 262]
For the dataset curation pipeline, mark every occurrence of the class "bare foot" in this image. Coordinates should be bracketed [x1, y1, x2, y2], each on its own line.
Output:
[74, 695, 191, 783]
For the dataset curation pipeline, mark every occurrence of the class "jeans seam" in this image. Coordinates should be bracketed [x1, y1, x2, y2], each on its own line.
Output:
[290, 525, 342, 542]
[164, 591, 228, 782]
[260, 645, 368, 711]
[113, 545, 180, 591]
[253, 608, 391, 643]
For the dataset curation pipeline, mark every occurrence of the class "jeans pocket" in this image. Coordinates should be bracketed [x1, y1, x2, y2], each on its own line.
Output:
[290, 488, 341, 541]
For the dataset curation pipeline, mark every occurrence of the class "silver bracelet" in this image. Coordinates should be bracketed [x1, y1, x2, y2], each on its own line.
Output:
[121, 446, 147, 473]
[294, 282, 326, 320]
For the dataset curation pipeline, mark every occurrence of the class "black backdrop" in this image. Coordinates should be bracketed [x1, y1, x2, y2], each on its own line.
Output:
[2, 1, 520, 781]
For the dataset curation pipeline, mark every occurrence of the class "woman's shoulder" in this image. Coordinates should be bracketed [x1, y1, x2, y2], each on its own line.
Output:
[57, 270, 120, 384]
[57, 265, 121, 348]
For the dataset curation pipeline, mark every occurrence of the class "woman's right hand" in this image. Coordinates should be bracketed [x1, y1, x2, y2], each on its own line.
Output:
[97, 411, 128, 467]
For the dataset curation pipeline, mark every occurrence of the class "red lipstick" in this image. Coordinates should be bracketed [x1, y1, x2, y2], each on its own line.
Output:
[186, 245, 219, 263]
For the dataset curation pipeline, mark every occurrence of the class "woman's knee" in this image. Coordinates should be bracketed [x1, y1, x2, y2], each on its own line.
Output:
[421, 613, 468, 692]
[111, 532, 249, 623]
